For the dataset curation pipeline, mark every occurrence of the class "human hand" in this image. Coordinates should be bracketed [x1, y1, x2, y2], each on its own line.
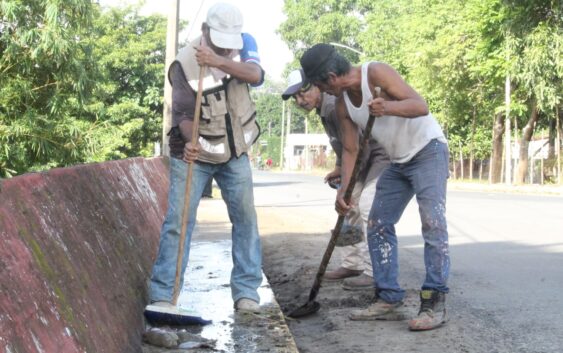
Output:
[325, 167, 341, 189]
[335, 191, 352, 216]
[194, 45, 226, 68]
[182, 141, 201, 163]
[368, 97, 386, 117]
[324, 167, 341, 181]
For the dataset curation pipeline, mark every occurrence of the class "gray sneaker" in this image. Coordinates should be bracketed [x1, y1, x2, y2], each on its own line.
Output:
[235, 298, 261, 313]
[408, 290, 447, 331]
[342, 273, 375, 291]
[349, 299, 406, 321]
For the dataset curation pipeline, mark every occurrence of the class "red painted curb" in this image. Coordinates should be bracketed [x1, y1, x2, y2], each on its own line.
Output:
[0, 157, 170, 353]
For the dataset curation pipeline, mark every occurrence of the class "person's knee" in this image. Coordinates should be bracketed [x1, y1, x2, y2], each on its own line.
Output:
[366, 220, 390, 239]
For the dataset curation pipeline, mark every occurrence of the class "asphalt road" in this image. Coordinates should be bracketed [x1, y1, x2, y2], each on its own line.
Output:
[253, 170, 563, 353]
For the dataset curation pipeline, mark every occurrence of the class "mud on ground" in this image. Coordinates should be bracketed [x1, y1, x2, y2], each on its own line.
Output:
[258, 206, 498, 353]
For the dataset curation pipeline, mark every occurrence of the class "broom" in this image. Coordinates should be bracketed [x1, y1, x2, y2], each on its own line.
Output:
[144, 65, 211, 326]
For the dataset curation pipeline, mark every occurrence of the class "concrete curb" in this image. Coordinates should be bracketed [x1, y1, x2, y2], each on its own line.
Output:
[0, 157, 169, 353]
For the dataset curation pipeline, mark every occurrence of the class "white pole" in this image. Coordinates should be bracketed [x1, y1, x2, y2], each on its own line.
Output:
[541, 131, 544, 184]
[280, 101, 285, 169]
[557, 107, 561, 184]
[286, 106, 292, 170]
[304, 114, 309, 170]
[161, 0, 180, 157]
[504, 75, 512, 185]
[459, 141, 464, 180]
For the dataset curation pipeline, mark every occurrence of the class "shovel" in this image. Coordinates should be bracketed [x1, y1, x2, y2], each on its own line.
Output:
[288, 87, 381, 319]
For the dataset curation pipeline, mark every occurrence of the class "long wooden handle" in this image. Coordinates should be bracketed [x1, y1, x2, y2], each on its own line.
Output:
[307, 87, 381, 302]
[172, 65, 206, 305]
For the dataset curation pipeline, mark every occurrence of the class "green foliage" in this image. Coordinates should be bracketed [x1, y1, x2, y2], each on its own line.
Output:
[278, 0, 563, 167]
[0, 1, 166, 177]
[1, 0, 98, 177]
[87, 5, 166, 159]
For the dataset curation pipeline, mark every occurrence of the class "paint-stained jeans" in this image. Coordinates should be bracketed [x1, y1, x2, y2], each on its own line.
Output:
[367, 139, 450, 303]
[149, 155, 262, 304]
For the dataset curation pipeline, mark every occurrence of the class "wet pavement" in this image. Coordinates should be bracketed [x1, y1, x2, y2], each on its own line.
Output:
[142, 199, 298, 353]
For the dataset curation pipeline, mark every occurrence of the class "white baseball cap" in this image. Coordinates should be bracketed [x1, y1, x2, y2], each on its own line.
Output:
[206, 2, 243, 50]
[282, 69, 311, 100]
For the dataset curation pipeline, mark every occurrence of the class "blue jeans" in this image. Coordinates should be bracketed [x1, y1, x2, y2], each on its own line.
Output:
[149, 155, 262, 304]
[367, 139, 450, 303]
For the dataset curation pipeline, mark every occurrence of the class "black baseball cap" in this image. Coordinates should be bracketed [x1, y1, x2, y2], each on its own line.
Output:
[300, 43, 336, 81]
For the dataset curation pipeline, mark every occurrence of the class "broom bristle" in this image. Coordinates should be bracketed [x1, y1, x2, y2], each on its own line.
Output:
[144, 304, 212, 326]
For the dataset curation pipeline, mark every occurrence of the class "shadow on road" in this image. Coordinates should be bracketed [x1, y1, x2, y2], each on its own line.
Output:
[253, 181, 302, 187]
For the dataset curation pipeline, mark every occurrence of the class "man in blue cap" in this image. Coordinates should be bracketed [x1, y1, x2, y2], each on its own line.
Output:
[282, 69, 389, 291]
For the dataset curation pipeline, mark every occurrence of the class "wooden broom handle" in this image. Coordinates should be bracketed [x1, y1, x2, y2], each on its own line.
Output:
[172, 65, 206, 305]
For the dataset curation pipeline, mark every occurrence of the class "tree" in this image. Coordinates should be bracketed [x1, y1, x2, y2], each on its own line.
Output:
[279, 0, 562, 183]
[86, 5, 166, 161]
[0, 2, 167, 177]
[0, 0, 98, 176]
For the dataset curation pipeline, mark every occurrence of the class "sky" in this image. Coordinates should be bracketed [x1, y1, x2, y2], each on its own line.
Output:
[99, 0, 294, 83]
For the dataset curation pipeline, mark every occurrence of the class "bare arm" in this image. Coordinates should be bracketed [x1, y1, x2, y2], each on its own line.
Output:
[368, 62, 429, 118]
[335, 97, 359, 215]
[195, 45, 263, 84]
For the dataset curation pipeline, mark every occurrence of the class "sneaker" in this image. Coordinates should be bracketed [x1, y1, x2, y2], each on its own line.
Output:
[324, 267, 362, 281]
[342, 273, 375, 291]
[145, 301, 198, 315]
[235, 298, 260, 313]
[349, 298, 406, 321]
[408, 290, 447, 331]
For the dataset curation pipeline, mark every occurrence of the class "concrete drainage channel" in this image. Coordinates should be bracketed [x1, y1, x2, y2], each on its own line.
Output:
[142, 203, 301, 353]
[0, 158, 300, 353]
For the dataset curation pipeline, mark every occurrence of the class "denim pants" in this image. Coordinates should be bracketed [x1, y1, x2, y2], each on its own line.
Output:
[149, 155, 262, 304]
[367, 139, 450, 303]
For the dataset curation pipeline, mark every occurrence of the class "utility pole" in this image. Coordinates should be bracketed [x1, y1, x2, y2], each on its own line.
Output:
[504, 75, 511, 185]
[304, 114, 309, 170]
[557, 106, 561, 184]
[286, 105, 292, 171]
[504, 34, 512, 186]
[280, 101, 285, 169]
[161, 0, 180, 157]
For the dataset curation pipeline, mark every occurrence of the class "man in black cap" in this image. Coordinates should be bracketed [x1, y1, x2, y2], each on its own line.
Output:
[282, 69, 389, 291]
[299, 44, 450, 331]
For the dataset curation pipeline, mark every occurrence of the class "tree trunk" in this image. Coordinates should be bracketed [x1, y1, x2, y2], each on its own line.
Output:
[548, 118, 556, 159]
[470, 107, 477, 180]
[491, 113, 504, 183]
[515, 101, 539, 184]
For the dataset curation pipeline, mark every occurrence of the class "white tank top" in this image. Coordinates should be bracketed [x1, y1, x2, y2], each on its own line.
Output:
[343, 62, 447, 163]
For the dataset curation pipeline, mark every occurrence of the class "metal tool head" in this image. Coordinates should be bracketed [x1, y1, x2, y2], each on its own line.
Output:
[287, 300, 321, 318]
[335, 226, 364, 247]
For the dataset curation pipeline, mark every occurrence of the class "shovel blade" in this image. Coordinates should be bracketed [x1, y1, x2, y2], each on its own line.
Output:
[287, 301, 321, 318]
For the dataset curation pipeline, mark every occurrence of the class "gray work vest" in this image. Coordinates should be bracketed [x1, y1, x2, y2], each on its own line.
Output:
[172, 37, 260, 164]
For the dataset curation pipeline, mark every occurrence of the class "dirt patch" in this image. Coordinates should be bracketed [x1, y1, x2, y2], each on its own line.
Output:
[257, 207, 492, 353]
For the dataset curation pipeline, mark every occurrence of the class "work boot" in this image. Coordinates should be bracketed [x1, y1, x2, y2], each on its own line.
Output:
[324, 267, 362, 281]
[342, 273, 375, 291]
[408, 290, 447, 331]
[349, 297, 406, 321]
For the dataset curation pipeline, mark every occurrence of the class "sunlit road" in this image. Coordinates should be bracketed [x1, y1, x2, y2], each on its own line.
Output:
[253, 170, 563, 353]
